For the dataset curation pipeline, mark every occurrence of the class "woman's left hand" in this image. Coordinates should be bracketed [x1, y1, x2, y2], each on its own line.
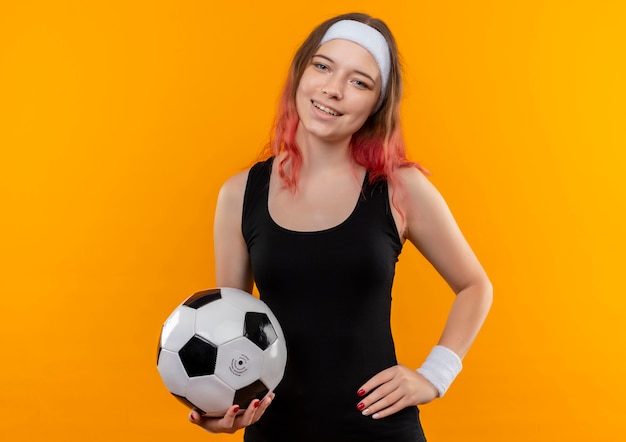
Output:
[356, 365, 438, 419]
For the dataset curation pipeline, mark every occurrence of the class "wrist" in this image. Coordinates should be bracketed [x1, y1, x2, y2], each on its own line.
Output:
[416, 345, 462, 398]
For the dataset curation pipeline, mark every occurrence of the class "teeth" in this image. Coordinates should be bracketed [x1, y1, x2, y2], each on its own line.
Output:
[313, 101, 340, 116]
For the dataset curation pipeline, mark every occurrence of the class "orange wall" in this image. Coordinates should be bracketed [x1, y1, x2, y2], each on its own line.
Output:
[1, 1, 624, 440]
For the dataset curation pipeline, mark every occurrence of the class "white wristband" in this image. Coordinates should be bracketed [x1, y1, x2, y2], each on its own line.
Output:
[416, 345, 463, 397]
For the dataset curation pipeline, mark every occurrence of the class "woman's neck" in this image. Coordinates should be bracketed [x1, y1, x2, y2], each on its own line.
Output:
[294, 125, 354, 173]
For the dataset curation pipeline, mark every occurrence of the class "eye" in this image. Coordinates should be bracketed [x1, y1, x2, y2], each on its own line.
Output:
[352, 79, 370, 90]
[313, 63, 329, 71]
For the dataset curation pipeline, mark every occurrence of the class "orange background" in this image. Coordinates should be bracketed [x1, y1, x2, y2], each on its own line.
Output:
[1, 1, 624, 440]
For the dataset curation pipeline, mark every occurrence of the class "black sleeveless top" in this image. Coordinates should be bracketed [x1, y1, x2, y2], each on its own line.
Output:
[242, 158, 426, 442]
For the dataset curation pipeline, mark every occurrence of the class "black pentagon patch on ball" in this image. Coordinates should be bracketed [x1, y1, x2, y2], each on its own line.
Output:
[244, 312, 277, 350]
[234, 380, 269, 409]
[156, 329, 163, 364]
[184, 288, 222, 309]
[172, 393, 203, 414]
[179, 335, 218, 377]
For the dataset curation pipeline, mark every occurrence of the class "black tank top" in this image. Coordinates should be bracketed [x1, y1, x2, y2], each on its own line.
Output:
[242, 158, 425, 442]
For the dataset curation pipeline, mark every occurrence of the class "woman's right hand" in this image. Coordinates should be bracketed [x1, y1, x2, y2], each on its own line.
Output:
[188, 393, 274, 434]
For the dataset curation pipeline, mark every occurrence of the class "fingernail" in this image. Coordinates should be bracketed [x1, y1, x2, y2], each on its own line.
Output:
[233, 405, 240, 413]
[372, 413, 380, 419]
[362, 408, 371, 416]
[357, 389, 366, 397]
[254, 400, 261, 408]
[356, 402, 365, 411]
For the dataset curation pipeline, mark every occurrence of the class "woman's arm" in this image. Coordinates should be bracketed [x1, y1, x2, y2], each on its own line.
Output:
[213, 170, 254, 293]
[401, 167, 493, 359]
[188, 169, 274, 433]
[356, 167, 492, 419]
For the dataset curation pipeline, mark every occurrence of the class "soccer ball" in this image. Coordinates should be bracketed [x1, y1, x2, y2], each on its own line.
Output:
[156, 287, 287, 416]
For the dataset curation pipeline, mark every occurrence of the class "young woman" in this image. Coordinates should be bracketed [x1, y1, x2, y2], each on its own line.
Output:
[189, 12, 492, 441]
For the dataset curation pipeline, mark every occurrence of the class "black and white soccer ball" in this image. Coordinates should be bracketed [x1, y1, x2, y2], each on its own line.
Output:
[157, 287, 287, 416]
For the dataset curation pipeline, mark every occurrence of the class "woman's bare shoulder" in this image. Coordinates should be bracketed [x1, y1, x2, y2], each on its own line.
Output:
[394, 165, 438, 201]
[218, 168, 251, 204]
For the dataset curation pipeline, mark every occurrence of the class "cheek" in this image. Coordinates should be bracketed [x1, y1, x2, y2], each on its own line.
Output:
[350, 115, 371, 133]
[295, 85, 308, 116]
[349, 100, 376, 125]
[296, 72, 316, 98]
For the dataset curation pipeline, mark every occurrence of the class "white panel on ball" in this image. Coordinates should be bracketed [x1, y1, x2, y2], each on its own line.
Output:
[220, 287, 267, 313]
[260, 339, 288, 389]
[194, 300, 246, 346]
[186, 375, 236, 416]
[160, 306, 197, 352]
[157, 349, 189, 397]
[215, 337, 264, 390]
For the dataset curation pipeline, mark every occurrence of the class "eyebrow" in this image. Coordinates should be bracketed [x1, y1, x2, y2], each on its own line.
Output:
[312, 53, 377, 85]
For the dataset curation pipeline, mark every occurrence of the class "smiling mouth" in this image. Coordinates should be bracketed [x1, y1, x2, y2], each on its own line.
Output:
[312, 100, 342, 116]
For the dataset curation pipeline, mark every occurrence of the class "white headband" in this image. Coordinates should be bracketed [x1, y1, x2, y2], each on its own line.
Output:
[320, 20, 391, 111]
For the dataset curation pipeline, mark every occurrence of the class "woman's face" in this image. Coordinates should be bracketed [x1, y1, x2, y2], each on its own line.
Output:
[295, 38, 381, 145]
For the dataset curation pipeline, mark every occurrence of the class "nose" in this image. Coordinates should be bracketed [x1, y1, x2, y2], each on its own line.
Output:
[322, 75, 343, 100]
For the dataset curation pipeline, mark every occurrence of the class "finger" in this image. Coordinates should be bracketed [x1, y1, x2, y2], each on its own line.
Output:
[237, 399, 262, 427]
[252, 394, 274, 421]
[189, 405, 239, 433]
[369, 400, 407, 420]
[357, 377, 400, 411]
[216, 404, 241, 430]
[188, 408, 203, 424]
[358, 366, 396, 396]
[258, 393, 274, 411]
[360, 387, 402, 417]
